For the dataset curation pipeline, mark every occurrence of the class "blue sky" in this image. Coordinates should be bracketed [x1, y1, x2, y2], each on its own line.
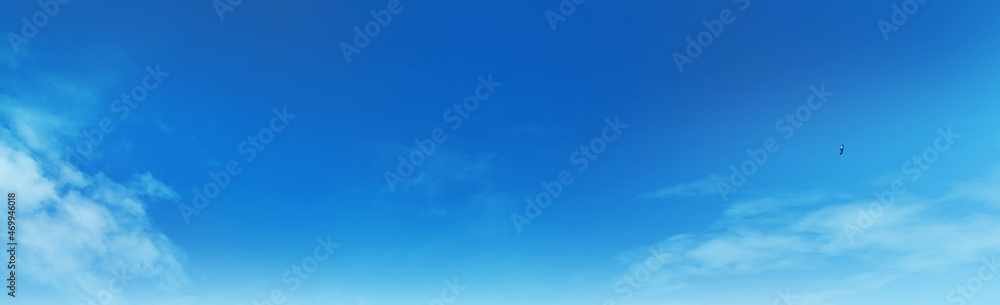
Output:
[2, 0, 1000, 304]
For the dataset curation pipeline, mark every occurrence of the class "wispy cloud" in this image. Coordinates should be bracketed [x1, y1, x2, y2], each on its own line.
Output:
[614, 166, 1000, 303]
[939, 165, 1000, 208]
[388, 148, 499, 196]
[640, 174, 723, 199]
[1, 103, 187, 303]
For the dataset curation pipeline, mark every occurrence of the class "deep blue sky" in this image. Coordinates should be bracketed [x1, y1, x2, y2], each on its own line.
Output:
[2, 0, 1000, 304]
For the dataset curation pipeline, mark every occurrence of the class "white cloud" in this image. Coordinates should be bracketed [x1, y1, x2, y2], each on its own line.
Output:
[0, 107, 187, 304]
[617, 167, 1000, 304]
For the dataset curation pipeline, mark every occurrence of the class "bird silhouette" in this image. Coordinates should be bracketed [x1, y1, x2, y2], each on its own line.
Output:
[840, 145, 844, 155]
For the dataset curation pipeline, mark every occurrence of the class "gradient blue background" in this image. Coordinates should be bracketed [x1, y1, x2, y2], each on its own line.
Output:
[2, 0, 1000, 304]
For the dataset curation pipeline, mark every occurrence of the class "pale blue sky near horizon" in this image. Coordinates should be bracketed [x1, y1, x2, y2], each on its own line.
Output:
[2, 0, 1000, 304]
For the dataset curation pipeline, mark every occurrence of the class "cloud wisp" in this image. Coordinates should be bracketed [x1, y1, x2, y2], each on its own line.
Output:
[614, 167, 1000, 304]
[0, 105, 187, 304]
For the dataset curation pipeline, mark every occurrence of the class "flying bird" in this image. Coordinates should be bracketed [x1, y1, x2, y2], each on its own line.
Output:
[840, 145, 844, 155]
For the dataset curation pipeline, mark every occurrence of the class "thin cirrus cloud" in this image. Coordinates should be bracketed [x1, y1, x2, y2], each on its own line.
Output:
[640, 174, 723, 199]
[613, 167, 1000, 304]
